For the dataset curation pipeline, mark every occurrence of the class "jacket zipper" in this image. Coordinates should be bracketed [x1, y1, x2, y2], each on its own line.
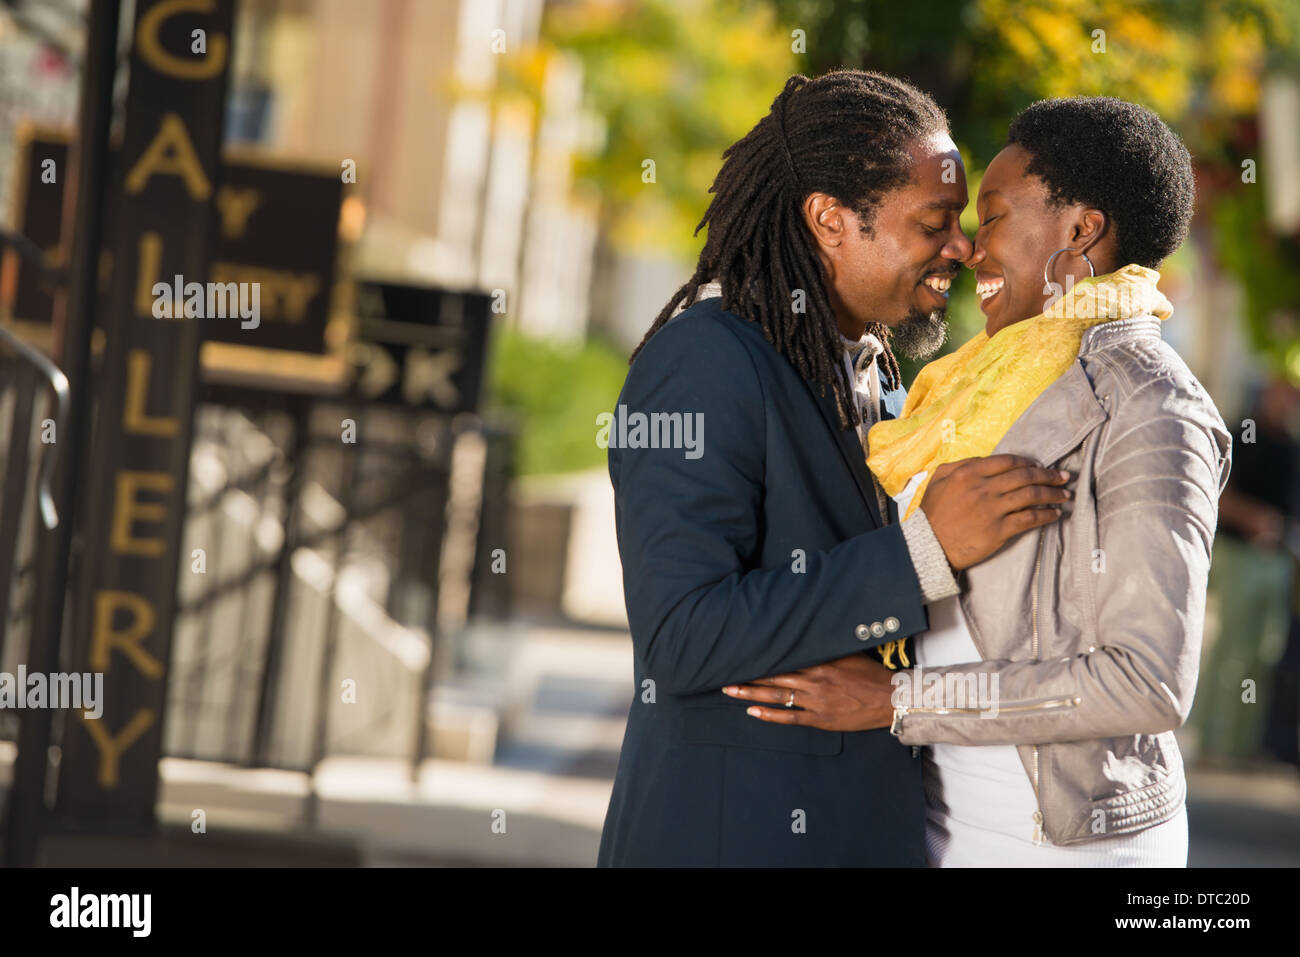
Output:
[926, 525, 1073, 845]
[1030, 529, 1045, 846]
[895, 698, 1078, 717]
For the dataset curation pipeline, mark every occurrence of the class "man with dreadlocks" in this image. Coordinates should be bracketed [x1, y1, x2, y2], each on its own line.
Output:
[597, 71, 1072, 866]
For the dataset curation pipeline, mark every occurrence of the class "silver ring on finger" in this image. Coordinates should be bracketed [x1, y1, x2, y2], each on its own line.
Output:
[785, 690, 796, 709]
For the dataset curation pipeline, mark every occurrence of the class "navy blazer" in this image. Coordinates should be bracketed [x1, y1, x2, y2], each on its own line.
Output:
[598, 298, 931, 866]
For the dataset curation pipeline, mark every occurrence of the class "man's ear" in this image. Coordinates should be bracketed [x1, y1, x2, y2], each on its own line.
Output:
[803, 192, 847, 251]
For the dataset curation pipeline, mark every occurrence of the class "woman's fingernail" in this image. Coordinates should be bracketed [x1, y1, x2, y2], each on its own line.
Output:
[1058, 470, 1070, 481]
[722, 686, 736, 695]
[747, 707, 760, 717]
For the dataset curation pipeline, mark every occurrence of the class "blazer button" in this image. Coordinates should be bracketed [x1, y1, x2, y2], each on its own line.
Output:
[884, 616, 900, 633]
[855, 624, 870, 641]
[1087, 645, 1097, 653]
[870, 621, 886, 638]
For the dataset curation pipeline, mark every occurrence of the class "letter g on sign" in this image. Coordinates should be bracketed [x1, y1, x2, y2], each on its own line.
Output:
[138, 0, 229, 79]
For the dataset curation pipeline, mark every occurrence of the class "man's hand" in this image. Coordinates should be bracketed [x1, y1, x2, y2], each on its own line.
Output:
[921, 455, 1071, 570]
[721, 654, 895, 732]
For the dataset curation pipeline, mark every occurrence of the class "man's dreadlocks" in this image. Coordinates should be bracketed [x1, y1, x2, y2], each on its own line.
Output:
[630, 70, 950, 428]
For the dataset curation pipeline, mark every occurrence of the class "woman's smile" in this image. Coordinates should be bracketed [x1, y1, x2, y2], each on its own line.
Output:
[975, 273, 1004, 314]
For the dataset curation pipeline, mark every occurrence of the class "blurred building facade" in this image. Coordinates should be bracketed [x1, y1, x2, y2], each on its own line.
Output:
[229, 0, 597, 341]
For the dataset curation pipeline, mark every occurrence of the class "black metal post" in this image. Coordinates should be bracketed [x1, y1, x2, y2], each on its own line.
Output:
[409, 419, 453, 782]
[250, 396, 311, 767]
[3, 0, 121, 867]
[0, 361, 37, 662]
[303, 399, 363, 825]
[223, 455, 273, 762]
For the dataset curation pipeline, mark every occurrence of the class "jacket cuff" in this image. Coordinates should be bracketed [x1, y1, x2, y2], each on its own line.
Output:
[900, 509, 960, 603]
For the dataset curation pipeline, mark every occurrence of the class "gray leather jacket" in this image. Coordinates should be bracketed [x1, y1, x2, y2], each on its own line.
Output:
[890, 316, 1232, 846]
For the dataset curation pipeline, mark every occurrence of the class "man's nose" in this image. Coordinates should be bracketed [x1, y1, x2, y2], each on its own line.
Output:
[944, 227, 973, 264]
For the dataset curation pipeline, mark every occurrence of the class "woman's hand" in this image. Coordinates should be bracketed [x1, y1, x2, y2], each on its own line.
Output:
[721, 654, 897, 731]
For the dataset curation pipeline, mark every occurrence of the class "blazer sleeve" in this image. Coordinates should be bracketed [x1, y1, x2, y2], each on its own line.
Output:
[894, 369, 1232, 746]
[613, 312, 928, 697]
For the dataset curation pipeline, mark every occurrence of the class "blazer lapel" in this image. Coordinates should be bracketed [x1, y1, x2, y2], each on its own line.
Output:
[806, 378, 885, 528]
[879, 388, 904, 523]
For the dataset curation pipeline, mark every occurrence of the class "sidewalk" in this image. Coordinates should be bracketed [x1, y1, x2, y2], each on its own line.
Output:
[0, 623, 633, 867]
[1184, 763, 1300, 867]
[157, 623, 632, 865]
[4, 621, 1297, 866]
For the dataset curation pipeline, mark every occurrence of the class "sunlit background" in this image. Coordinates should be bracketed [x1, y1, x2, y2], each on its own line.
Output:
[0, 0, 1296, 866]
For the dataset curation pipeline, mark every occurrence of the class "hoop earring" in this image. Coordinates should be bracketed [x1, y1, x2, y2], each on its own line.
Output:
[1043, 247, 1095, 288]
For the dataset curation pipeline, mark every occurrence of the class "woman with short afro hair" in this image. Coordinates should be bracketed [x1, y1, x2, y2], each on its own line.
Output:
[871, 96, 1226, 865]
[1006, 95, 1196, 269]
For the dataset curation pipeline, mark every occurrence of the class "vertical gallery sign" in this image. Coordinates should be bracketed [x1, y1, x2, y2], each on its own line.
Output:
[56, 0, 234, 829]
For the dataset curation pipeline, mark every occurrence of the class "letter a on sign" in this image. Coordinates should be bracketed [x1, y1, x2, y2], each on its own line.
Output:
[124, 113, 213, 200]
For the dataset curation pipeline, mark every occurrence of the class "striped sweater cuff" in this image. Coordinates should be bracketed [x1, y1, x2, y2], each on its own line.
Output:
[900, 509, 960, 603]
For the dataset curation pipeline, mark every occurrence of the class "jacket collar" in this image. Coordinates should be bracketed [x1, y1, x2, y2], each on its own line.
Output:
[993, 314, 1162, 462]
[1079, 314, 1162, 356]
[991, 359, 1107, 464]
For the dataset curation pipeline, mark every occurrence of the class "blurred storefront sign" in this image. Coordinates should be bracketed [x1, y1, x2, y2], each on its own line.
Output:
[351, 281, 492, 415]
[3, 131, 341, 354]
[53, 0, 236, 832]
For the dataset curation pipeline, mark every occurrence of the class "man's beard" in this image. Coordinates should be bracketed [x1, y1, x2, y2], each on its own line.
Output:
[888, 307, 949, 360]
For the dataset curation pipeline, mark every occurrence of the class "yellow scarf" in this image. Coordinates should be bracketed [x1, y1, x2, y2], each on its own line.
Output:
[867, 264, 1172, 520]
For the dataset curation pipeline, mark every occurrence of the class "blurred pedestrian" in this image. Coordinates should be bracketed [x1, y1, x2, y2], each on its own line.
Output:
[1196, 377, 1300, 763]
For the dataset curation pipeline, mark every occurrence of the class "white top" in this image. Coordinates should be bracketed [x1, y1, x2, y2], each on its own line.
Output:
[894, 471, 1188, 867]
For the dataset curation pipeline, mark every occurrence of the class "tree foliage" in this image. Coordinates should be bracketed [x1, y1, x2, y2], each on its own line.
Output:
[508, 0, 1300, 372]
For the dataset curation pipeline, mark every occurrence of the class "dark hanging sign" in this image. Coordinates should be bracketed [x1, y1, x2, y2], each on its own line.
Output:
[352, 281, 493, 415]
[1, 130, 73, 325]
[55, 0, 235, 830]
[4, 134, 340, 355]
[198, 155, 341, 353]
